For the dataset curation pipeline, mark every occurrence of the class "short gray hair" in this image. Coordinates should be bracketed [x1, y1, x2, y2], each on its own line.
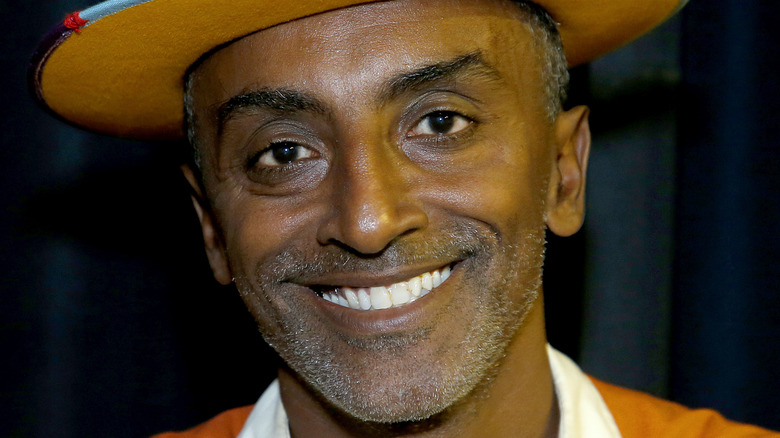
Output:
[183, 71, 201, 168]
[511, 0, 570, 119]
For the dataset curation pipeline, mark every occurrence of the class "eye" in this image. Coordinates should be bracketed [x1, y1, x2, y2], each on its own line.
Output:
[252, 141, 317, 168]
[409, 111, 471, 137]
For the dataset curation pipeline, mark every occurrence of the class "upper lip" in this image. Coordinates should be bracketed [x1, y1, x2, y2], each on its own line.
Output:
[296, 261, 459, 289]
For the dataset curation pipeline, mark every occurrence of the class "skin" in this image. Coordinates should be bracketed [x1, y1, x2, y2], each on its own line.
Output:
[183, 0, 591, 436]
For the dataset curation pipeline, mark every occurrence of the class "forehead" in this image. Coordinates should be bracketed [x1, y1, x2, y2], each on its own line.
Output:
[191, 0, 541, 107]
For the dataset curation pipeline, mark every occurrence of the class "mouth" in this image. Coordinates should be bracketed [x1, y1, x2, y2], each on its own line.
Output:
[312, 264, 453, 311]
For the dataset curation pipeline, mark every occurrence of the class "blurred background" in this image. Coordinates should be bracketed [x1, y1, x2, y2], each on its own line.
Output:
[2, 0, 779, 436]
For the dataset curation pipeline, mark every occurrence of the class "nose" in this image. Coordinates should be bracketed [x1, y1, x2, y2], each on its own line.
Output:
[316, 142, 428, 255]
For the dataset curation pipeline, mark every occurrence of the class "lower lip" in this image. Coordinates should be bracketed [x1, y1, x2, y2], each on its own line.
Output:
[308, 263, 461, 335]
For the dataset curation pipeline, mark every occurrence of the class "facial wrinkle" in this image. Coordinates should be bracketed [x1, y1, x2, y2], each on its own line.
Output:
[255, 221, 491, 287]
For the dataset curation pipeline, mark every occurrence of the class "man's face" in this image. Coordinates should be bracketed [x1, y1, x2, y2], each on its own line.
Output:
[187, 0, 578, 424]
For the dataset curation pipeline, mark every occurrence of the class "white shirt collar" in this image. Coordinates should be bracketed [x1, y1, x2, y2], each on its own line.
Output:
[546, 344, 622, 438]
[237, 345, 621, 438]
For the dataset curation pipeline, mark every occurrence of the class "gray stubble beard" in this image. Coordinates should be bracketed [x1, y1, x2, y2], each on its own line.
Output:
[238, 223, 547, 426]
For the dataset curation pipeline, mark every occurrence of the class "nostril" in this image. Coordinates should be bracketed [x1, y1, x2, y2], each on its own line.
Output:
[317, 209, 424, 255]
[315, 160, 428, 254]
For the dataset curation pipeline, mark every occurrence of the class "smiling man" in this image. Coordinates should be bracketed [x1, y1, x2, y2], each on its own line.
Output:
[30, 0, 779, 437]
[181, 2, 577, 435]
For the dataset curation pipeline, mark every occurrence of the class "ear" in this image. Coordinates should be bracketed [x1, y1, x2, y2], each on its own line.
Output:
[181, 164, 233, 285]
[545, 105, 591, 237]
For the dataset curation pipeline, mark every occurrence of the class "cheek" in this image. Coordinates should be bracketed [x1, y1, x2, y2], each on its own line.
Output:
[216, 195, 323, 330]
[215, 192, 322, 277]
[424, 139, 552, 235]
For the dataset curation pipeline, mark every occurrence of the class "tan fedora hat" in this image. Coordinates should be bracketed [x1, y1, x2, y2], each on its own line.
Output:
[30, 0, 688, 141]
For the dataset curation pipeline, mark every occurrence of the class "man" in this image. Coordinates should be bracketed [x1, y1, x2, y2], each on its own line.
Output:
[29, 0, 779, 436]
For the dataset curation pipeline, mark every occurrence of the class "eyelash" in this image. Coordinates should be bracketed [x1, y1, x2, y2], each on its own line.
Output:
[405, 110, 477, 153]
[247, 141, 316, 169]
[408, 110, 473, 138]
[243, 141, 324, 190]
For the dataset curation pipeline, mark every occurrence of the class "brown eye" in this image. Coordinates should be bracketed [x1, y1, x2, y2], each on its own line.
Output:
[252, 141, 316, 168]
[409, 111, 471, 137]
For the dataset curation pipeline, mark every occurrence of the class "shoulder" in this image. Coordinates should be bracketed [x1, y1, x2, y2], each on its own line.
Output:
[152, 405, 254, 438]
[590, 377, 779, 438]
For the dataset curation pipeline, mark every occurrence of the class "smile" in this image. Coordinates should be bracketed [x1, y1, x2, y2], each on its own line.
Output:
[317, 265, 453, 311]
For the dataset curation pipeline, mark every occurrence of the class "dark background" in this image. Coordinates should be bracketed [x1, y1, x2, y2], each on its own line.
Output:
[3, 0, 779, 436]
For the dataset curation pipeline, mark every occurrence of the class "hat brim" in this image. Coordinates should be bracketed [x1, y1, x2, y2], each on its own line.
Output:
[30, 0, 686, 141]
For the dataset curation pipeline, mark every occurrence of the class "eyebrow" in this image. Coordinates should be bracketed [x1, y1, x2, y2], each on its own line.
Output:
[378, 50, 501, 104]
[217, 88, 328, 133]
[216, 51, 499, 133]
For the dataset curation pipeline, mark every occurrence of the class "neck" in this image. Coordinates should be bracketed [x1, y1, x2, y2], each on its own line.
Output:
[279, 302, 558, 438]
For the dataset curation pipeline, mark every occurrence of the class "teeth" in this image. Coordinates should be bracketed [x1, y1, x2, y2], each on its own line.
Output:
[321, 265, 453, 311]
[421, 272, 433, 291]
[370, 287, 392, 309]
[345, 289, 359, 308]
[358, 288, 372, 310]
[432, 270, 442, 288]
[408, 276, 422, 297]
[441, 265, 451, 282]
[389, 283, 410, 306]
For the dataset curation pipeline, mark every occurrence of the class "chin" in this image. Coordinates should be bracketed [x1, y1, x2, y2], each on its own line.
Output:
[314, 367, 474, 424]
[286, 288, 540, 426]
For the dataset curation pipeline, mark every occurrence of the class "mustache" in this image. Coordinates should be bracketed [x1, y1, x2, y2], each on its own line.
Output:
[255, 222, 495, 284]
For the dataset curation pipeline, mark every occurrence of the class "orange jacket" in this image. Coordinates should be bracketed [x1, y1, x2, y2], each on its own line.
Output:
[589, 379, 778, 437]
[155, 379, 779, 437]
